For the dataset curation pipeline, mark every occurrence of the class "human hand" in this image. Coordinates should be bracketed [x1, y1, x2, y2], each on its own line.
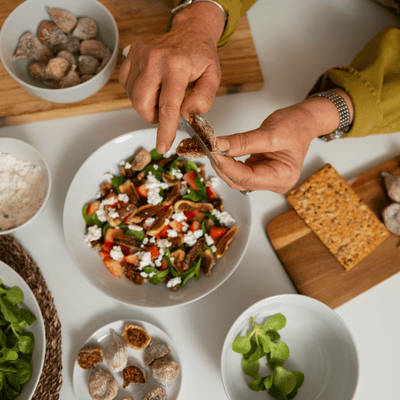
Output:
[119, 2, 225, 154]
[212, 90, 354, 193]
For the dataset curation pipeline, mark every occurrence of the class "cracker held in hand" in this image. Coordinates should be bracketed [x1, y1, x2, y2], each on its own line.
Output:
[286, 164, 390, 270]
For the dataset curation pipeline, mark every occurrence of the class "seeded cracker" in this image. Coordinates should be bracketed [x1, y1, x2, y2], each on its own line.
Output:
[286, 164, 390, 270]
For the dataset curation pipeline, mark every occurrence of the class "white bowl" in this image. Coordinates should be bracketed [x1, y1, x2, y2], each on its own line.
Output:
[0, 138, 51, 234]
[63, 129, 252, 307]
[221, 294, 359, 400]
[0, 0, 119, 103]
[0, 260, 46, 400]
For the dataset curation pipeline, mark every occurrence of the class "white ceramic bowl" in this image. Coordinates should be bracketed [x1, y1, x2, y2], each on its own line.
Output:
[63, 129, 252, 307]
[0, 0, 119, 103]
[221, 294, 359, 400]
[0, 260, 46, 400]
[0, 138, 51, 234]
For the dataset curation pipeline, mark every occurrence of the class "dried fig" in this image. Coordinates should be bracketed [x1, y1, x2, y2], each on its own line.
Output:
[122, 365, 146, 388]
[80, 39, 107, 60]
[44, 57, 70, 81]
[88, 368, 118, 400]
[381, 171, 400, 202]
[45, 6, 77, 33]
[28, 62, 47, 81]
[105, 329, 128, 372]
[38, 21, 68, 47]
[57, 50, 77, 66]
[382, 203, 400, 235]
[151, 357, 180, 388]
[141, 387, 167, 400]
[59, 64, 81, 88]
[72, 17, 98, 40]
[13, 32, 54, 62]
[77, 344, 104, 369]
[77, 55, 100, 75]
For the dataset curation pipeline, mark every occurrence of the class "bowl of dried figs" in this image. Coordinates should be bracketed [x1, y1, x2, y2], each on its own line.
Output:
[0, 0, 119, 103]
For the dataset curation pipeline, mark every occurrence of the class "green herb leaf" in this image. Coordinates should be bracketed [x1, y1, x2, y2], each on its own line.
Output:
[267, 341, 290, 369]
[82, 205, 103, 228]
[232, 332, 252, 354]
[241, 356, 260, 380]
[248, 377, 265, 391]
[150, 148, 163, 162]
[145, 164, 164, 181]
[112, 176, 126, 192]
[274, 366, 297, 395]
[125, 229, 145, 241]
[262, 313, 286, 332]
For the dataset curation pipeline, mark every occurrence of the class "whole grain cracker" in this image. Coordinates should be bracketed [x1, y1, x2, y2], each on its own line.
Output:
[286, 164, 390, 270]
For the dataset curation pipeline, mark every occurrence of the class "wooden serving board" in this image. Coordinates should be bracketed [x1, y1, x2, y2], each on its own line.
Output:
[0, 0, 263, 127]
[267, 156, 400, 309]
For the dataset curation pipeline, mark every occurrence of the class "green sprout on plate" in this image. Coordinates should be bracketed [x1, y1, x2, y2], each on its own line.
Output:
[232, 314, 304, 400]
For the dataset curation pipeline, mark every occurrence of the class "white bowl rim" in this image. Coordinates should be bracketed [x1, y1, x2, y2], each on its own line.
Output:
[220, 293, 360, 400]
[0, 137, 52, 235]
[0, 0, 119, 93]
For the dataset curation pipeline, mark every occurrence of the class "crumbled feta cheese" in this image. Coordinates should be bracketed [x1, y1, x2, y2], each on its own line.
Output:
[193, 229, 203, 239]
[84, 225, 102, 243]
[157, 239, 172, 251]
[145, 172, 169, 205]
[183, 231, 197, 246]
[200, 177, 204, 182]
[95, 191, 102, 199]
[207, 177, 218, 188]
[205, 233, 214, 246]
[167, 229, 178, 237]
[164, 219, 170, 225]
[149, 236, 156, 243]
[143, 237, 149, 244]
[108, 208, 119, 219]
[211, 209, 235, 226]
[172, 211, 186, 222]
[137, 251, 154, 269]
[145, 217, 155, 226]
[212, 245, 217, 253]
[179, 181, 188, 196]
[95, 208, 108, 222]
[119, 160, 126, 166]
[110, 246, 124, 261]
[181, 221, 189, 232]
[167, 277, 182, 288]
[155, 259, 162, 267]
[163, 148, 176, 158]
[153, 164, 158, 170]
[171, 168, 183, 179]
[124, 162, 132, 169]
[101, 196, 118, 206]
[104, 172, 113, 183]
[118, 193, 129, 203]
[128, 224, 143, 231]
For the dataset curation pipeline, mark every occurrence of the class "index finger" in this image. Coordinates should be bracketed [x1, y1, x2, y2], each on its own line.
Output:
[156, 73, 189, 153]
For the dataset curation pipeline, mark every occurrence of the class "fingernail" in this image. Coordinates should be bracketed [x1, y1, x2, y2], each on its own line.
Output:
[216, 137, 230, 152]
[156, 141, 167, 154]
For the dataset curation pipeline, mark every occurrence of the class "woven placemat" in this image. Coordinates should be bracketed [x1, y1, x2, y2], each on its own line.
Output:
[0, 235, 62, 400]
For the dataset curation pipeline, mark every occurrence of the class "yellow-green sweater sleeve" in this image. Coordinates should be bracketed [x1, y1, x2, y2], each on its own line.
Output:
[172, 0, 257, 47]
[309, 27, 400, 138]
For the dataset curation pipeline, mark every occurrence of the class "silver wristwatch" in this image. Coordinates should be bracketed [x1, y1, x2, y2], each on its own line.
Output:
[171, 0, 227, 24]
[307, 91, 351, 141]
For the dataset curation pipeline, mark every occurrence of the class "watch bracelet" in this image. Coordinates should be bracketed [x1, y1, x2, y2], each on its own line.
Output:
[307, 91, 351, 141]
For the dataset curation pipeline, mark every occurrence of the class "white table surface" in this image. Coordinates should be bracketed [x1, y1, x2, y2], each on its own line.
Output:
[1, 0, 400, 399]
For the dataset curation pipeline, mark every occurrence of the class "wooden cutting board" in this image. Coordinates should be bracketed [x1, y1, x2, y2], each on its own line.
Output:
[267, 156, 400, 309]
[0, 0, 263, 127]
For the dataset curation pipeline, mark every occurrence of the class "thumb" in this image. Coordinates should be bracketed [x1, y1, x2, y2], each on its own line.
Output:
[216, 128, 275, 157]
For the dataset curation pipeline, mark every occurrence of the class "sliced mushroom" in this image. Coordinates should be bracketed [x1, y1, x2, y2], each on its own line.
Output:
[130, 149, 152, 171]
[168, 233, 184, 249]
[210, 197, 225, 212]
[147, 207, 173, 236]
[215, 226, 238, 259]
[107, 205, 136, 227]
[157, 153, 178, 168]
[162, 172, 180, 186]
[170, 249, 186, 274]
[201, 248, 216, 275]
[183, 237, 206, 270]
[129, 204, 162, 224]
[101, 182, 113, 197]
[119, 179, 141, 206]
[174, 199, 213, 213]
[113, 231, 142, 250]
[163, 183, 181, 206]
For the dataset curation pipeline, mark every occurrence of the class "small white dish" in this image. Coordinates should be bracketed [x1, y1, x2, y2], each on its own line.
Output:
[0, 138, 51, 235]
[221, 294, 359, 400]
[63, 129, 252, 307]
[0, 0, 118, 103]
[73, 319, 182, 400]
[0, 260, 46, 400]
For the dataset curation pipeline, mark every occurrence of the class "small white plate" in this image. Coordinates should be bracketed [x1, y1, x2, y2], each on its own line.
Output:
[73, 319, 182, 400]
[221, 294, 359, 400]
[63, 129, 252, 307]
[0, 260, 46, 400]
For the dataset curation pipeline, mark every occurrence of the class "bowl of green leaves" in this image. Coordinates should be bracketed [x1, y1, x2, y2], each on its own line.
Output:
[0, 260, 46, 399]
[221, 294, 359, 400]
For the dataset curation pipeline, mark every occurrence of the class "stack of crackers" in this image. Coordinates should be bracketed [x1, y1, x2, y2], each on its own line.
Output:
[286, 164, 390, 270]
